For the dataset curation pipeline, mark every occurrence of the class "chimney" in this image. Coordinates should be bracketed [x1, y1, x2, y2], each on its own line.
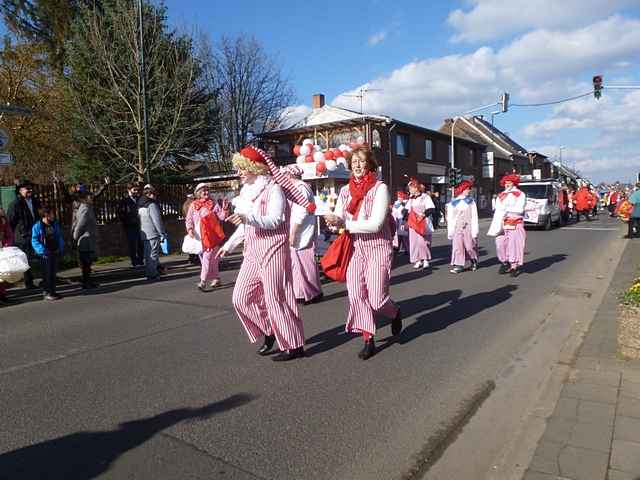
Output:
[312, 93, 325, 109]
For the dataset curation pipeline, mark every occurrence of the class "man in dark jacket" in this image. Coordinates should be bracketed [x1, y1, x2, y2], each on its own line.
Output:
[118, 182, 144, 267]
[7, 179, 41, 288]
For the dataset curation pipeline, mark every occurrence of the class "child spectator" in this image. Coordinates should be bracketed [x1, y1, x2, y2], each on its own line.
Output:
[31, 206, 65, 300]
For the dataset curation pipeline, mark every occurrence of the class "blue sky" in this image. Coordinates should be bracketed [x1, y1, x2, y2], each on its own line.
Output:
[161, 0, 640, 184]
[4, 0, 640, 184]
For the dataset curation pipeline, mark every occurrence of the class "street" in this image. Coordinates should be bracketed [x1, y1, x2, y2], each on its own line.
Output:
[0, 215, 628, 480]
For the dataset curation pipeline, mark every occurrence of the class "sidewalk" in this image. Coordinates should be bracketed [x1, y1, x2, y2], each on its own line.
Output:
[524, 239, 640, 480]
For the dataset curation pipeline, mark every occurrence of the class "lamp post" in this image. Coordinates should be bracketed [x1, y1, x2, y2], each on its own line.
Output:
[138, 0, 151, 184]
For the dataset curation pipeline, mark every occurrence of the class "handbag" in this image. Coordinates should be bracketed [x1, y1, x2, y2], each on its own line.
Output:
[320, 232, 353, 283]
[160, 236, 170, 255]
[181, 234, 202, 255]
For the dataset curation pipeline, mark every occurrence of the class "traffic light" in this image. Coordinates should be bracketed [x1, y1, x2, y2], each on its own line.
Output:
[593, 75, 603, 100]
[500, 92, 510, 113]
[449, 167, 463, 186]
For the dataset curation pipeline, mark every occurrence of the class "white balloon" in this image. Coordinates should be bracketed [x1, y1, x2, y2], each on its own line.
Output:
[302, 138, 313, 145]
[356, 136, 365, 144]
[313, 151, 325, 162]
[313, 144, 321, 152]
[325, 160, 337, 171]
[296, 155, 306, 165]
[300, 145, 311, 156]
[345, 146, 353, 152]
[338, 144, 348, 152]
[336, 157, 348, 168]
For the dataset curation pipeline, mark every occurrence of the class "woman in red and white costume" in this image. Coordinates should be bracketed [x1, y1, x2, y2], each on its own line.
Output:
[324, 147, 402, 360]
[284, 164, 323, 305]
[217, 146, 305, 361]
[447, 180, 479, 274]
[488, 174, 527, 277]
[406, 178, 435, 270]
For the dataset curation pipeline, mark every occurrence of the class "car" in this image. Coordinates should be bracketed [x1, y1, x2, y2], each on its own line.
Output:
[519, 180, 565, 230]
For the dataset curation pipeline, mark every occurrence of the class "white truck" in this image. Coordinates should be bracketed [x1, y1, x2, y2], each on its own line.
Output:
[518, 180, 565, 230]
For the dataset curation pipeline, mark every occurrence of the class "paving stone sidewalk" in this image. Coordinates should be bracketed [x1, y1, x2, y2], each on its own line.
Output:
[524, 239, 640, 480]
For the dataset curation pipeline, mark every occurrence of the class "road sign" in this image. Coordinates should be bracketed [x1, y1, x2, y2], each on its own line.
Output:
[0, 128, 12, 152]
[0, 153, 13, 165]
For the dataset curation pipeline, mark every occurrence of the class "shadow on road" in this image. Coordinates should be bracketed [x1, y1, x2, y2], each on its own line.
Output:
[0, 394, 255, 480]
[523, 254, 568, 274]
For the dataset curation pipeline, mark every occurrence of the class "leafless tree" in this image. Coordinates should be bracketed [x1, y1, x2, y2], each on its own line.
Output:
[198, 34, 294, 168]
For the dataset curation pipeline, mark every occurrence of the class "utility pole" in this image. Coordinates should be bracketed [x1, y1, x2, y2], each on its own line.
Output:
[138, 0, 151, 184]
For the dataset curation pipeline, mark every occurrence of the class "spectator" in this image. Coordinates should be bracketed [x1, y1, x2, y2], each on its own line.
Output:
[138, 185, 167, 280]
[72, 191, 99, 289]
[627, 184, 640, 239]
[118, 182, 144, 268]
[53, 173, 110, 226]
[0, 208, 14, 304]
[31, 206, 64, 301]
[7, 179, 41, 289]
[182, 194, 199, 266]
[431, 191, 442, 229]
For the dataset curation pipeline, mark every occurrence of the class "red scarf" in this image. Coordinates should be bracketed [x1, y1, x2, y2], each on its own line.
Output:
[346, 172, 377, 219]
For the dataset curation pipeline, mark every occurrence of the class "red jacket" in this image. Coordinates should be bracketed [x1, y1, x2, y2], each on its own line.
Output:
[575, 188, 593, 211]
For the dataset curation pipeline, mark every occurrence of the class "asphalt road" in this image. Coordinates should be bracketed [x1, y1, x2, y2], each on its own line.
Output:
[0, 214, 627, 480]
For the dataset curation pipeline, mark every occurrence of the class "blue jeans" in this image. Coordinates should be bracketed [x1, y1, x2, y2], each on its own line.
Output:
[144, 238, 161, 278]
[40, 253, 58, 295]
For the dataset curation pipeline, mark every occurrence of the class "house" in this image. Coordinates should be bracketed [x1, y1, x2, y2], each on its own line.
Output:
[260, 94, 486, 202]
[440, 115, 554, 199]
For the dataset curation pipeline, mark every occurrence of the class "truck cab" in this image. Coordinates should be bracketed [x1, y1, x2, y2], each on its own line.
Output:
[518, 180, 565, 230]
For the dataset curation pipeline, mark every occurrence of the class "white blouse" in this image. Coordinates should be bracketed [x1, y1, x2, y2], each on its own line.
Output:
[334, 183, 391, 234]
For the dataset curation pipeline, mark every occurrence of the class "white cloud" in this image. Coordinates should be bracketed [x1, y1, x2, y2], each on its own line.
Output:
[448, 0, 637, 43]
[368, 31, 387, 46]
[332, 17, 640, 129]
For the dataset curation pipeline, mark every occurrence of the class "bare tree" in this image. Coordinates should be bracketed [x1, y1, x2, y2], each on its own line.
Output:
[66, 0, 216, 181]
[199, 34, 294, 168]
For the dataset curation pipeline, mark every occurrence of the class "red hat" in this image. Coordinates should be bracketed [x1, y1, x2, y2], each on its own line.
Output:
[239, 145, 268, 165]
[396, 191, 409, 201]
[454, 180, 474, 197]
[500, 173, 520, 187]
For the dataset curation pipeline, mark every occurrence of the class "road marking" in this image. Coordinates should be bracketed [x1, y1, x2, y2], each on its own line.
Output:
[561, 227, 620, 231]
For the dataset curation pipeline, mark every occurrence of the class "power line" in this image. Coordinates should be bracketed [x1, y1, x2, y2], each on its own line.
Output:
[510, 91, 594, 107]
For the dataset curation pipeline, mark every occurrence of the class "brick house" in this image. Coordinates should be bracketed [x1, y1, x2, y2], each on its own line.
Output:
[260, 94, 485, 201]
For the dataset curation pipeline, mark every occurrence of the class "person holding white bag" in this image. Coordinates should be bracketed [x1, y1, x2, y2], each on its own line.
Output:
[0, 208, 15, 304]
[185, 183, 227, 291]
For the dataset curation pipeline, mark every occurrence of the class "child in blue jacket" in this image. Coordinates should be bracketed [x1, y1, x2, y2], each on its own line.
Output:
[32, 206, 64, 300]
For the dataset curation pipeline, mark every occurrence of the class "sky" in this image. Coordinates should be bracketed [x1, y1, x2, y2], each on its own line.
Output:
[4, 0, 640, 184]
[159, 0, 640, 185]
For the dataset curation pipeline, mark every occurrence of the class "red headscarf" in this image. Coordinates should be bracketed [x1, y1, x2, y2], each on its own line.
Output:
[500, 174, 520, 187]
[454, 180, 474, 197]
[347, 172, 378, 219]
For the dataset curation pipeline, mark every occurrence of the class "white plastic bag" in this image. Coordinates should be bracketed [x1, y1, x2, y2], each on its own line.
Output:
[181, 234, 202, 255]
[0, 246, 31, 284]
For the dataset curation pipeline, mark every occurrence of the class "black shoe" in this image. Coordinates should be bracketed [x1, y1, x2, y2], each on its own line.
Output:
[450, 266, 464, 274]
[391, 309, 403, 336]
[43, 293, 62, 301]
[499, 262, 510, 274]
[470, 260, 478, 271]
[272, 346, 305, 362]
[257, 335, 276, 356]
[358, 339, 376, 360]
[304, 293, 324, 305]
[509, 267, 521, 278]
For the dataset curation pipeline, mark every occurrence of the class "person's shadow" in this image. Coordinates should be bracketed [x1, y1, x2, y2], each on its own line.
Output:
[0, 394, 255, 480]
[522, 254, 568, 274]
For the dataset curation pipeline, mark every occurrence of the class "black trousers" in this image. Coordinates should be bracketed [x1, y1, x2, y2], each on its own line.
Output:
[629, 218, 640, 238]
[125, 226, 144, 266]
[15, 240, 35, 287]
[79, 251, 93, 285]
[40, 253, 58, 295]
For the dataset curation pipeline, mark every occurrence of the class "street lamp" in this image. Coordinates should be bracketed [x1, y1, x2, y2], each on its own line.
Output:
[138, 0, 151, 183]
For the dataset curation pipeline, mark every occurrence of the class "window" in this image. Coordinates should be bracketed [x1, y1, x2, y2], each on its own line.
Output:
[372, 129, 382, 149]
[425, 139, 433, 160]
[396, 133, 409, 156]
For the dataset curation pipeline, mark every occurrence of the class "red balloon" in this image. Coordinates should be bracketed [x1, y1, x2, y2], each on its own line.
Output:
[324, 150, 335, 160]
[305, 155, 314, 163]
[316, 162, 328, 175]
[332, 149, 342, 158]
[293, 145, 301, 156]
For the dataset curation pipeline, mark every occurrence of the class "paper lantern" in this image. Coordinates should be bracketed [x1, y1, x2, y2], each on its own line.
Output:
[325, 159, 337, 171]
[300, 145, 311, 156]
[316, 162, 328, 175]
[305, 155, 314, 163]
[296, 155, 306, 165]
[324, 150, 335, 160]
[293, 145, 301, 156]
[313, 151, 325, 162]
[302, 138, 313, 145]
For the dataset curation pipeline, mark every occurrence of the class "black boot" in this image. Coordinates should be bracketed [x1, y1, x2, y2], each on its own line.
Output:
[257, 335, 276, 356]
[470, 259, 478, 271]
[391, 309, 403, 336]
[499, 262, 510, 274]
[358, 338, 376, 360]
[272, 346, 305, 362]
